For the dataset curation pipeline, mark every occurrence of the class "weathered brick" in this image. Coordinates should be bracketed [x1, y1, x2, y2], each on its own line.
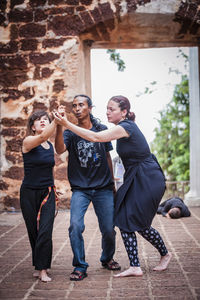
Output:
[97, 22, 110, 41]
[80, 11, 94, 28]
[49, 96, 57, 111]
[66, 0, 79, 5]
[91, 7, 102, 24]
[0, 180, 9, 190]
[53, 79, 64, 93]
[10, 0, 24, 9]
[29, 0, 47, 7]
[98, 3, 115, 29]
[8, 9, 33, 23]
[0, 41, 18, 54]
[1, 118, 26, 127]
[187, 3, 198, 19]
[30, 51, 59, 64]
[33, 101, 48, 111]
[55, 167, 67, 180]
[136, 0, 151, 5]
[0, 56, 27, 70]
[48, 0, 65, 4]
[6, 139, 23, 152]
[80, 0, 92, 5]
[4, 195, 21, 209]
[19, 23, 46, 38]
[2, 88, 33, 102]
[41, 67, 54, 78]
[5, 153, 18, 164]
[0, 70, 28, 87]
[21, 39, 38, 51]
[99, 3, 114, 21]
[127, 0, 137, 12]
[33, 66, 41, 79]
[1, 128, 20, 137]
[0, 13, 6, 25]
[0, 0, 7, 12]
[76, 6, 85, 12]
[47, 7, 74, 15]
[10, 24, 19, 40]
[49, 15, 85, 36]
[35, 9, 48, 22]
[174, 2, 189, 20]
[42, 38, 65, 49]
[4, 166, 24, 180]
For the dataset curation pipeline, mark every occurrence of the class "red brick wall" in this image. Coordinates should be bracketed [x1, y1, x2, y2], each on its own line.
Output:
[0, 0, 199, 210]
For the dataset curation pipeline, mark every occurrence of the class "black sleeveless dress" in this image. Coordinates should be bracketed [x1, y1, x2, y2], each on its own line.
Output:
[114, 120, 166, 232]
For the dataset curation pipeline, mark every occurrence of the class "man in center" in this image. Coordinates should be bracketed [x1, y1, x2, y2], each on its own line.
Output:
[55, 94, 120, 281]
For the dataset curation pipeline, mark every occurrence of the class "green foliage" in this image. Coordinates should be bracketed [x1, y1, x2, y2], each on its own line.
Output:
[151, 75, 189, 181]
[106, 49, 126, 71]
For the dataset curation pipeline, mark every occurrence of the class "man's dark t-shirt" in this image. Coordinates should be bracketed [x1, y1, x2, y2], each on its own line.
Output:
[63, 125, 113, 190]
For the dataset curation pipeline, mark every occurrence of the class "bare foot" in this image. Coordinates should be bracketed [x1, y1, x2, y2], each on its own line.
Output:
[33, 270, 40, 278]
[39, 270, 52, 282]
[153, 252, 172, 271]
[113, 266, 143, 278]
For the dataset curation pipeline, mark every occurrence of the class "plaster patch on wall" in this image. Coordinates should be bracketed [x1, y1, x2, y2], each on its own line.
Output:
[1, 139, 12, 173]
[137, 0, 180, 14]
[1, 97, 31, 118]
[120, 0, 128, 16]
[0, 26, 11, 43]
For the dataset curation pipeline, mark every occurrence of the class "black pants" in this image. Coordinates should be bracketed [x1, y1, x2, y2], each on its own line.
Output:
[20, 185, 55, 270]
[121, 227, 168, 267]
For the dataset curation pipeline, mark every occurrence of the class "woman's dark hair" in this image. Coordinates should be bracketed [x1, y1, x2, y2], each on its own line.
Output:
[109, 95, 136, 121]
[73, 94, 104, 131]
[26, 110, 51, 136]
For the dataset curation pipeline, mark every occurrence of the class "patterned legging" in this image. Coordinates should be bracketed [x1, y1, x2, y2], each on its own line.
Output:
[121, 227, 168, 267]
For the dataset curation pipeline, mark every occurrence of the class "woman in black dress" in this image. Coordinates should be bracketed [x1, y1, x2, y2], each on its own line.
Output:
[53, 96, 171, 277]
[20, 110, 57, 282]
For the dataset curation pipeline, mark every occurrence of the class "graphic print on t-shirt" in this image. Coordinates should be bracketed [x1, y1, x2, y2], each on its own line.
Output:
[77, 140, 101, 168]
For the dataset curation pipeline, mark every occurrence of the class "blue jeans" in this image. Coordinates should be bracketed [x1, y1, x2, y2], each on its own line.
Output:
[69, 188, 116, 273]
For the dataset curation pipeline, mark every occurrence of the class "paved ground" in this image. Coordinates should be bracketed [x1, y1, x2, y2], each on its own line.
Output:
[0, 207, 200, 300]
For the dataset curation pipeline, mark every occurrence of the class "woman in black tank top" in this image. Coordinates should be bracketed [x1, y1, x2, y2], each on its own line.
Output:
[20, 110, 57, 282]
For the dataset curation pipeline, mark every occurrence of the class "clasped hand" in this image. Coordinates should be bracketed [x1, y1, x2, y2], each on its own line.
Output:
[53, 106, 67, 126]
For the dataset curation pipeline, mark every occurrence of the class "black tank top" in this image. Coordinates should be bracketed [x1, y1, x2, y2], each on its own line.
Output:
[22, 141, 55, 189]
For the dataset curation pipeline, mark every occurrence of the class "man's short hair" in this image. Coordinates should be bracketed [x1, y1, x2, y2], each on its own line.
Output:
[169, 207, 181, 219]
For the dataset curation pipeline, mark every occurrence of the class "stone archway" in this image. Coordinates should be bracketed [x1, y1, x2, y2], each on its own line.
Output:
[0, 0, 199, 210]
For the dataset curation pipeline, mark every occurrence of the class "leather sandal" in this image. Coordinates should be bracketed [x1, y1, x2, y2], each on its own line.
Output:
[102, 259, 121, 270]
[70, 270, 88, 281]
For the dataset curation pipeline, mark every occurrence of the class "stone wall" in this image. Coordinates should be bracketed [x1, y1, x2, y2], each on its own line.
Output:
[0, 0, 199, 211]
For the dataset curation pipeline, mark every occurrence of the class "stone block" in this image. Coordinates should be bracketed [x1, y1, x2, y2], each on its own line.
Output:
[49, 15, 85, 36]
[19, 23, 46, 38]
[6, 138, 23, 152]
[35, 9, 48, 22]
[30, 51, 59, 64]
[8, 9, 33, 23]
[53, 79, 65, 93]
[4, 166, 24, 180]
[0, 41, 18, 54]
[21, 39, 38, 51]
[42, 38, 66, 49]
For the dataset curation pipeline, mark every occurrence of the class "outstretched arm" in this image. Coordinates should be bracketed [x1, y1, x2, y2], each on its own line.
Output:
[55, 124, 66, 154]
[22, 120, 56, 153]
[53, 111, 128, 142]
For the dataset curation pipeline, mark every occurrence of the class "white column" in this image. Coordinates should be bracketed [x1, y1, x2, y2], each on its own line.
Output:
[184, 47, 200, 206]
